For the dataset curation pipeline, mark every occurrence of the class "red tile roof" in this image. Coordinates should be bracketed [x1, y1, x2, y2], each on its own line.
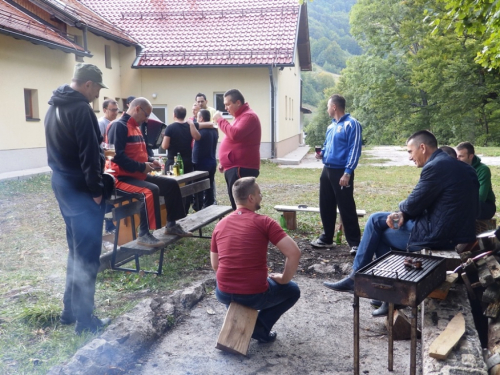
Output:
[36, 0, 137, 45]
[79, 0, 303, 67]
[0, 0, 85, 52]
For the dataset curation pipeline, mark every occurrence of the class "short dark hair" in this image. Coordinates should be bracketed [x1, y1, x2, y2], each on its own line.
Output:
[126, 96, 136, 104]
[456, 141, 475, 155]
[103, 98, 117, 110]
[439, 146, 457, 159]
[233, 177, 257, 204]
[174, 105, 187, 120]
[224, 89, 245, 105]
[328, 94, 346, 111]
[198, 109, 211, 122]
[406, 130, 438, 149]
[196, 93, 207, 101]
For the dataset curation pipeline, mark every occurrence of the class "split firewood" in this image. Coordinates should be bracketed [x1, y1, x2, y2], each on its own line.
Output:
[478, 264, 494, 287]
[485, 301, 500, 319]
[429, 273, 459, 300]
[482, 283, 500, 304]
[486, 256, 500, 280]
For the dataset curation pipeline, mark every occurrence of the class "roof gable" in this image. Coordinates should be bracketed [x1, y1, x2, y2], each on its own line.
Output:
[80, 0, 311, 69]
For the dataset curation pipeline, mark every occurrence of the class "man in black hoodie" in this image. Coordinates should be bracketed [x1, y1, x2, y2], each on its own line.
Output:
[45, 63, 111, 334]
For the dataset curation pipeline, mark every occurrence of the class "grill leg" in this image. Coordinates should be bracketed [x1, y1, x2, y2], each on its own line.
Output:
[410, 306, 417, 375]
[354, 295, 360, 375]
[388, 302, 394, 371]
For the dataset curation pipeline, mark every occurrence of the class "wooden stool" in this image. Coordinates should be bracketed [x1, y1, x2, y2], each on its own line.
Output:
[216, 302, 258, 356]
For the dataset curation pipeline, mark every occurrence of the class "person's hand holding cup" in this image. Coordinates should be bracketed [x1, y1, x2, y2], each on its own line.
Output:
[315, 145, 322, 161]
[387, 212, 403, 230]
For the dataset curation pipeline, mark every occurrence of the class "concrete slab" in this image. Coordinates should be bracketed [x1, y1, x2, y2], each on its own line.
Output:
[271, 145, 310, 165]
[0, 166, 51, 181]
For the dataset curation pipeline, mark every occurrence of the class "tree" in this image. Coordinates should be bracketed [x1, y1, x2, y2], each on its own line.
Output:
[436, 0, 500, 70]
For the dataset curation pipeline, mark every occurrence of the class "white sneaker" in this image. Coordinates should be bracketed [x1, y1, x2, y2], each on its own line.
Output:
[350, 246, 358, 255]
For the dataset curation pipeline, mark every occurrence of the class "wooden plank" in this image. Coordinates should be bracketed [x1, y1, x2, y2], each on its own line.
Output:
[274, 205, 366, 217]
[385, 310, 421, 341]
[167, 205, 233, 233]
[487, 256, 500, 280]
[429, 273, 459, 300]
[479, 264, 495, 287]
[216, 302, 258, 356]
[164, 170, 208, 184]
[179, 179, 210, 197]
[283, 211, 297, 230]
[428, 312, 466, 360]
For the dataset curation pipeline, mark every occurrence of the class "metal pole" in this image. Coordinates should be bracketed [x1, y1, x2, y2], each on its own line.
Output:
[388, 303, 394, 371]
[354, 295, 360, 375]
[410, 306, 417, 375]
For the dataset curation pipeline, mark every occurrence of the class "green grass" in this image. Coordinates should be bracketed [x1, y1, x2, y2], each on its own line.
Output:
[1, 151, 499, 373]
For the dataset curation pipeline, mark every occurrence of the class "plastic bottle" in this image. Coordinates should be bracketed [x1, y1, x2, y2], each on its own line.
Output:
[335, 228, 343, 245]
[177, 152, 184, 175]
[279, 214, 287, 230]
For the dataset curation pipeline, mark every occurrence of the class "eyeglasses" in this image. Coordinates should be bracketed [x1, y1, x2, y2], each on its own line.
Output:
[139, 107, 150, 118]
[107, 108, 119, 112]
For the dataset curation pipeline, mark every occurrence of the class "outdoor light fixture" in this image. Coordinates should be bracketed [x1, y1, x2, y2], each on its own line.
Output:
[152, 93, 157, 99]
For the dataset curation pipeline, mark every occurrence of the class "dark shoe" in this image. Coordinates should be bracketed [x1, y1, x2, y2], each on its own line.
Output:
[165, 224, 193, 237]
[310, 238, 335, 248]
[252, 330, 277, 343]
[370, 299, 382, 308]
[350, 246, 358, 255]
[75, 315, 111, 334]
[137, 233, 166, 248]
[372, 302, 405, 317]
[60, 310, 76, 325]
[323, 277, 354, 293]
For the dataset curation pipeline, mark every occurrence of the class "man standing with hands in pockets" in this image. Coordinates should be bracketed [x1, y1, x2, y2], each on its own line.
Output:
[310, 94, 362, 255]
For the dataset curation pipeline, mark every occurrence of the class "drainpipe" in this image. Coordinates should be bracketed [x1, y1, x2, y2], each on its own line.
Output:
[269, 66, 276, 159]
[82, 24, 88, 52]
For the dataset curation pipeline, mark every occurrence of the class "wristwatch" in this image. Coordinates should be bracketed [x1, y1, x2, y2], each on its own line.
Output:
[344, 172, 351, 176]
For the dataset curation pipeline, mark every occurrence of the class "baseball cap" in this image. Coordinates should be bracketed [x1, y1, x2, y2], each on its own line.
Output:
[73, 63, 108, 89]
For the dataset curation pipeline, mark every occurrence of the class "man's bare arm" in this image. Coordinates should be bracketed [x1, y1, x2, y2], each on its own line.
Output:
[210, 251, 219, 272]
[269, 236, 301, 284]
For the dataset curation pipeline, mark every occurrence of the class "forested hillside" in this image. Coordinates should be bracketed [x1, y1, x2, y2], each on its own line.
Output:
[304, 0, 500, 147]
[302, 0, 359, 107]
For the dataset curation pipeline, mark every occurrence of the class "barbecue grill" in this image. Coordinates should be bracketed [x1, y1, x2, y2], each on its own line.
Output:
[353, 251, 446, 375]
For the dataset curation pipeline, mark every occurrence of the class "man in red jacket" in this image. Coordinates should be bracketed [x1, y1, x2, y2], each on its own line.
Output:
[213, 89, 261, 210]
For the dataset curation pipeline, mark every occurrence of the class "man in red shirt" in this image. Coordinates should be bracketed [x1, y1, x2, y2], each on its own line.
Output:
[211, 177, 301, 343]
[213, 89, 261, 210]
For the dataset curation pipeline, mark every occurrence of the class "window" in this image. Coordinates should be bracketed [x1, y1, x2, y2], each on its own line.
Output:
[92, 97, 100, 112]
[214, 93, 230, 117]
[24, 89, 39, 120]
[115, 97, 122, 113]
[105, 45, 112, 69]
[285, 95, 288, 120]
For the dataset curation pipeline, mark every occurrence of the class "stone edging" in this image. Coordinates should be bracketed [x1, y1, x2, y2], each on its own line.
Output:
[47, 277, 216, 375]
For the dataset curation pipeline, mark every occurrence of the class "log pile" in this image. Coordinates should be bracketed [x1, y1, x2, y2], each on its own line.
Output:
[455, 227, 500, 373]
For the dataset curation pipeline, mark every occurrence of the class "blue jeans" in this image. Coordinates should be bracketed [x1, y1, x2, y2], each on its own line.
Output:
[215, 278, 300, 334]
[352, 212, 415, 272]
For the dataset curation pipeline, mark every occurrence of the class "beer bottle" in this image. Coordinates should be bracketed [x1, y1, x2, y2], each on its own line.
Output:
[177, 152, 184, 175]
[173, 157, 180, 176]
[335, 228, 343, 245]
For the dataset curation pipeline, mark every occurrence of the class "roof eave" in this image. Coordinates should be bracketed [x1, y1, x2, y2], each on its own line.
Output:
[132, 63, 296, 69]
[0, 27, 91, 56]
[86, 25, 137, 47]
[296, 2, 312, 71]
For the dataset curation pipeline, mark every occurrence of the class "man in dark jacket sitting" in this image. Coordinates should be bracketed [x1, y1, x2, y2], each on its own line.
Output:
[323, 130, 479, 315]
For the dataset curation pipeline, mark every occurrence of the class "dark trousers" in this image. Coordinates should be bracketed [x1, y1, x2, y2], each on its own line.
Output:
[52, 178, 105, 322]
[215, 278, 300, 335]
[224, 167, 260, 210]
[193, 163, 216, 210]
[118, 175, 186, 236]
[319, 167, 361, 246]
[478, 200, 496, 220]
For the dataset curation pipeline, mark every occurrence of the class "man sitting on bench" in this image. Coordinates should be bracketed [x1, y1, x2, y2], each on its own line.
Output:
[323, 130, 479, 316]
[211, 177, 301, 343]
[108, 97, 192, 247]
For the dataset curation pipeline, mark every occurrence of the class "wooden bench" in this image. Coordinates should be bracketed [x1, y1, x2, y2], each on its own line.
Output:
[99, 171, 232, 274]
[274, 204, 366, 230]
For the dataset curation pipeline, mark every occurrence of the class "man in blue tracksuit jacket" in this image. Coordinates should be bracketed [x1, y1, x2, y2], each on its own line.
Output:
[311, 94, 362, 254]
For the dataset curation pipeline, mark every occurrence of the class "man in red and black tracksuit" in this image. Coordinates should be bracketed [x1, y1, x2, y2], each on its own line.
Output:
[108, 97, 192, 247]
[213, 89, 261, 210]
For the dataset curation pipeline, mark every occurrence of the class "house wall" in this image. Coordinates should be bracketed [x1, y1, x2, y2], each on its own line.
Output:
[274, 53, 302, 158]
[0, 31, 134, 173]
[134, 66, 273, 158]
